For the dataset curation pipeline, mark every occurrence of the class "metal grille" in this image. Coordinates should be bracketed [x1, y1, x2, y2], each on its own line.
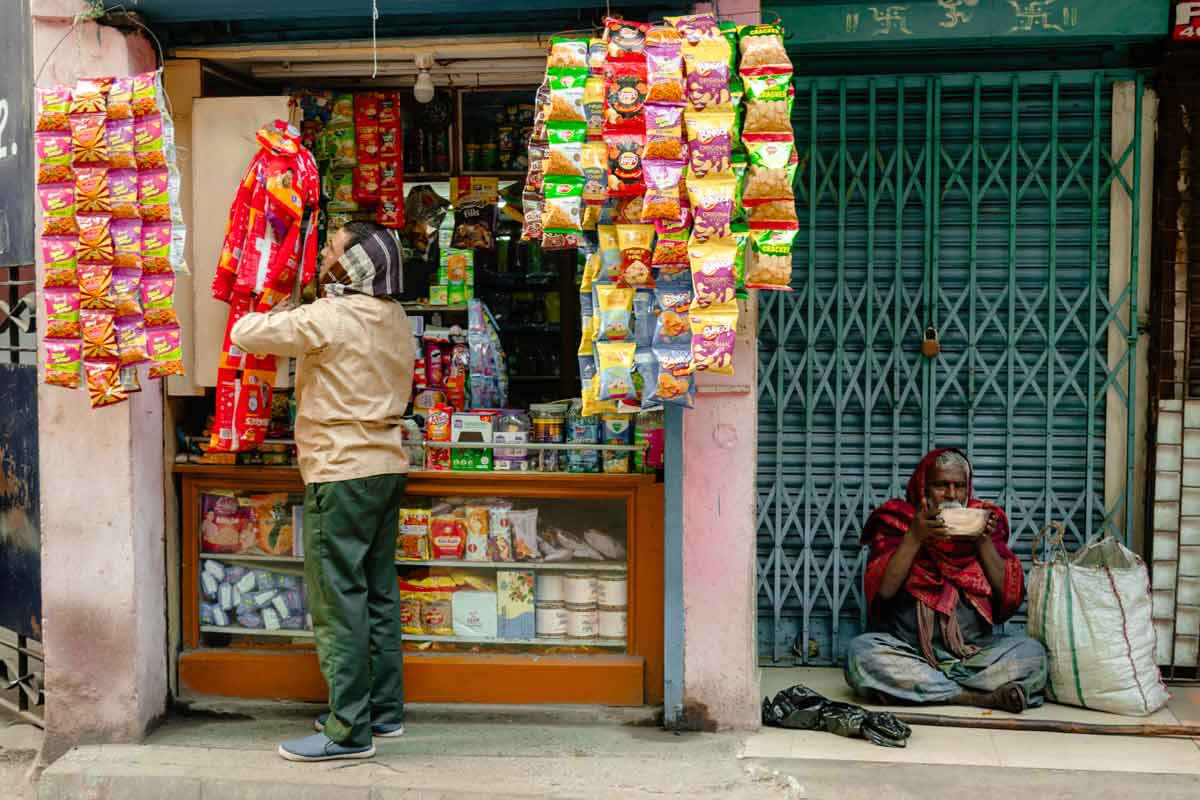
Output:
[757, 71, 1148, 664]
[0, 263, 36, 365]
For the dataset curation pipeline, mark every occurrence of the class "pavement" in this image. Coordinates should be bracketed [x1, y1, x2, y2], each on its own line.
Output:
[17, 669, 1200, 799]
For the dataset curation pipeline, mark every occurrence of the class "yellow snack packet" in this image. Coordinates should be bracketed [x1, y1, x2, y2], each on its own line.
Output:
[689, 302, 738, 375]
[616, 223, 656, 288]
[595, 284, 635, 341]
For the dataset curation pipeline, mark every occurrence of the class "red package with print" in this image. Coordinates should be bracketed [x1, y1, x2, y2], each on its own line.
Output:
[377, 190, 404, 229]
[353, 163, 381, 203]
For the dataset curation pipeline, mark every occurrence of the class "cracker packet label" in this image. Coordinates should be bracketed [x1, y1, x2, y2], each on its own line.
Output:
[547, 68, 589, 124]
[545, 121, 586, 178]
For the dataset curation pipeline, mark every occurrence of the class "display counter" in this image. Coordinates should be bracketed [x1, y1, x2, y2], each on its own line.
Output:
[176, 464, 664, 706]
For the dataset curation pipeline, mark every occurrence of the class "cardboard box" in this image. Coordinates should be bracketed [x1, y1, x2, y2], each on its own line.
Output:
[496, 571, 535, 640]
[452, 590, 498, 638]
[451, 411, 494, 471]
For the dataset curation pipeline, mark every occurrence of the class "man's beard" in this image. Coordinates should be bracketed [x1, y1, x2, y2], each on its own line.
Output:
[937, 500, 966, 510]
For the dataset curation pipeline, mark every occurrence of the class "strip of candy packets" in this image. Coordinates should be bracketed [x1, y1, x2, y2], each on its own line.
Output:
[36, 70, 188, 408]
[522, 15, 797, 414]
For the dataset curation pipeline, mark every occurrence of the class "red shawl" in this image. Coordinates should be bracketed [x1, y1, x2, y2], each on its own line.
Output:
[862, 448, 1025, 664]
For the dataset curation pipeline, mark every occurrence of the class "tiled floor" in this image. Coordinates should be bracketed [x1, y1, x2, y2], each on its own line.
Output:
[744, 667, 1200, 775]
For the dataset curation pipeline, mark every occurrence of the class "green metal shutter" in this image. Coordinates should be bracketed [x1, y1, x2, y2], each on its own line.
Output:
[757, 70, 1147, 664]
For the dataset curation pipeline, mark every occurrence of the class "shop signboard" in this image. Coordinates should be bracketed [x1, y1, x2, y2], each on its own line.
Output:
[1175, 2, 1200, 39]
[0, 0, 34, 269]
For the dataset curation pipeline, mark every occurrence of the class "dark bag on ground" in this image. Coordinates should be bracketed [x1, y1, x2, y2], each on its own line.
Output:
[761, 685, 912, 748]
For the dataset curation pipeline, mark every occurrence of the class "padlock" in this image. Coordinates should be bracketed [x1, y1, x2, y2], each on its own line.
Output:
[921, 327, 940, 358]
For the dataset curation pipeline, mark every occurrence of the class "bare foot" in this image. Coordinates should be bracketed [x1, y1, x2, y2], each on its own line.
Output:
[957, 682, 1027, 713]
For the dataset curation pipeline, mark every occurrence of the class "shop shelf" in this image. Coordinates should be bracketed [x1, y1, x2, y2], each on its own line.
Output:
[201, 552, 626, 572]
[200, 626, 624, 649]
[402, 303, 470, 313]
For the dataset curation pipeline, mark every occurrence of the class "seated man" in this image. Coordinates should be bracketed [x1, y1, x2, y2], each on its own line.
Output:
[844, 448, 1048, 713]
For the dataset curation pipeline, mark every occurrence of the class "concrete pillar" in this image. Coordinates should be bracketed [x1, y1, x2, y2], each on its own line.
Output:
[31, 1, 165, 762]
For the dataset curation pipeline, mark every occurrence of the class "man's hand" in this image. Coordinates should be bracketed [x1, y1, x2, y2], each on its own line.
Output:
[906, 497, 948, 546]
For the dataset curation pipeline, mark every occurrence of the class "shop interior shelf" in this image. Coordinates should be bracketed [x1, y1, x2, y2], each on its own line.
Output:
[200, 626, 624, 649]
[200, 553, 625, 571]
[401, 303, 470, 313]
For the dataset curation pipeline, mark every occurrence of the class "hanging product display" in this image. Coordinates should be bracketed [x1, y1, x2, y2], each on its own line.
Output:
[35, 70, 187, 407]
[209, 120, 321, 451]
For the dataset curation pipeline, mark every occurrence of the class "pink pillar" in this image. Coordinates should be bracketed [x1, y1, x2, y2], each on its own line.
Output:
[32, 1, 165, 763]
[681, 0, 762, 725]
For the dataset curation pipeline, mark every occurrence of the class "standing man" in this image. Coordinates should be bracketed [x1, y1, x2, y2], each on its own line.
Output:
[230, 222, 414, 762]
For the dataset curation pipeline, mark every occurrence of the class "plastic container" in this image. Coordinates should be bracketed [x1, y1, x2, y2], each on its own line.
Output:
[530, 402, 568, 472]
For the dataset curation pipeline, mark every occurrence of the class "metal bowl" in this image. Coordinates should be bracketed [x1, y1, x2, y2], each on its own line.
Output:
[939, 507, 989, 538]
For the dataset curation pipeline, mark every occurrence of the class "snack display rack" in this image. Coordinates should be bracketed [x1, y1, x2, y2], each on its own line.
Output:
[176, 464, 664, 706]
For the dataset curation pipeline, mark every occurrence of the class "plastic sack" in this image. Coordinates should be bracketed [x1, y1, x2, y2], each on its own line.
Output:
[1026, 524, 1169, 716]
[761, 685, 911, 748]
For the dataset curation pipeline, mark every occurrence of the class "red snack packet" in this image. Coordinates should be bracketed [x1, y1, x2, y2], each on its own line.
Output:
[69, 79, 108, 115]
[85, 360, 127, 408]
[604, 62, 648, 132]
[377, 193, 404, 229]
[82, 308, 118, 359]
[378, 93, 401, 125]
[379, 125, 401, 160]
[77, 214, 114, 263]
[356, 124, 381, 164]
[607, 134, 646, 197]
[606, 17, 650, 61]
[380, 160, 401, 192]
[77, 263, 114, 310]
[353, 163, 381, 203]
[75, 167, 111, 214]
[71, 113, 109, 165]
[354, 92, 381, 125]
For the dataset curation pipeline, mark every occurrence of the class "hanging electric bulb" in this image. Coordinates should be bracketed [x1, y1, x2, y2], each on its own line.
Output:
[414, 53, 436, 104]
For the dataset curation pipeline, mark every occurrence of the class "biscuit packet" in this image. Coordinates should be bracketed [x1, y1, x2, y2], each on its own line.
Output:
[690, 303, 738, 375]
[641, 160, 684, 223]
[748, 227, 798, 291]
[595, 283, 635, 341]
[616, 223, 656, 288]
[542, 176, 584, 235]
[642, 345, 696, 408]
[596, 341, 638, 401]
[547, 68, 589, 124]
[738, 23, 792, 70]
[687, 173, 737, 242]
[689, 238, 738, 308]
[743, 136, 798, 205]
[545, 121, 586, 177]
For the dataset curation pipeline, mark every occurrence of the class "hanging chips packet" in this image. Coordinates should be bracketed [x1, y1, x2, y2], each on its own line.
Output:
[596, 341, 638, 401]
[690, 303, 738, 374]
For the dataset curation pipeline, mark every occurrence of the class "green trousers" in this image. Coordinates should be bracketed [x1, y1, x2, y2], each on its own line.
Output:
[304, 473, 406, 747]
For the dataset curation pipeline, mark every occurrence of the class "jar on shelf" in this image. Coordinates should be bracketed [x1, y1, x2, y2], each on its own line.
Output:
[530, 402, 568, 472]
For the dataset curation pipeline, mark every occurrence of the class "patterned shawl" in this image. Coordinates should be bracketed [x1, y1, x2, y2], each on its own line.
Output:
[323, 228, 403, 299]
[862, 447, 1025, 666]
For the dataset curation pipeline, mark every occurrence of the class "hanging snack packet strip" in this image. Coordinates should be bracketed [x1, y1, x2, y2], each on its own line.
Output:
[690, 303, 738, 375]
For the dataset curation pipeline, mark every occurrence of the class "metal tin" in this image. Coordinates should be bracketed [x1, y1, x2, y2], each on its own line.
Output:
[564, 572, 599, 605]
[596, 572, 627, 608]
[565, 602, 598, 639]
[536, 573, 565, 604]
[535, 602, 568, 638]
[598, 605, 627, 640]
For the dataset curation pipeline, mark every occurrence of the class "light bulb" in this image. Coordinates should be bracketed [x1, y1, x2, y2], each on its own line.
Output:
[414, 71, 435, 104]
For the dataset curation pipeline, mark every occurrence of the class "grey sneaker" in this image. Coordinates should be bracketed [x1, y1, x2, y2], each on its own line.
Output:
[277, 732, 375, 762]
[314, 711, 405, 739]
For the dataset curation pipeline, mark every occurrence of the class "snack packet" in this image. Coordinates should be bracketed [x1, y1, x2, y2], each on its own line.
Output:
[743, 68, 796, 135]
[116, 317, 149, 366]
[743, 137, 798, 204]
[690, 303, 738, 374]
[70, 113, 109, 165]
[739, 23, 792, 70]
[596, 283, 635, 341]
[74, 167, 111, 214]
[668, 13, 722, 46]
[581, 141, 609, 204]
[646, 39, 685, 105]
[643, 345, 696, 408]
[688, 173, 737, 241]
[607, 133, 646, 197]
[548, 68, 589, 124]
[548, 36, 589, 69]
[542, 176, 584, 235]
[588, 38, 608, 74]
[108, 168, 139, 219]
[616, 223, 656, 288]
[77, 214, 114, 263]
[652, 226, 689, 268]
[42, 236, 77, 287]
[82, 308, 118, 359]
[606, 17, 650, 61]
[596, 342, 638, 401]
[134, 113, 166, 169]
[45, 340, 83, 389]
[77, 262, 114, 310]
[748, 227, 798, 291]
[43, 286, 81, 339]
[732, 222, 750, 299]
[684, 59, 732, 111]
[748, 200, 800, 226]
[578, 316, 598, 389]
[604, 62, 648, 132]
[641, 160, 683, 223]
[598, 224, 622, 282]
[38, 182, 77, 236]
[85, 361, 127, 408]
[111, 268, 142, 318]
[545, 121, 586, 177]
[686, 109, 734, 177]
[643, 103, 686, 161]
[653, 280, 693, 346]
[633, 290, 655, 346]
[36, 87, 71, 132]
[35, 130, 73, 184]
[689, 238, 738, 307]
[584, 76, 606, 139]
[146, 320, 185, 379]
[582, 374, 620, 417]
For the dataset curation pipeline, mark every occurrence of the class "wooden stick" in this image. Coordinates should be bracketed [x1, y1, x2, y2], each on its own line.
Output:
[893, 712, 1200, 739]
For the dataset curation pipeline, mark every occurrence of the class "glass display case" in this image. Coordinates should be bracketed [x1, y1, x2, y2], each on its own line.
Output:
[177, 467, 663, 706]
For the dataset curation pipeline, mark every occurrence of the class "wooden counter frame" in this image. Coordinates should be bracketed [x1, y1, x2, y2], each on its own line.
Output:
[176, 465, 664, 706]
